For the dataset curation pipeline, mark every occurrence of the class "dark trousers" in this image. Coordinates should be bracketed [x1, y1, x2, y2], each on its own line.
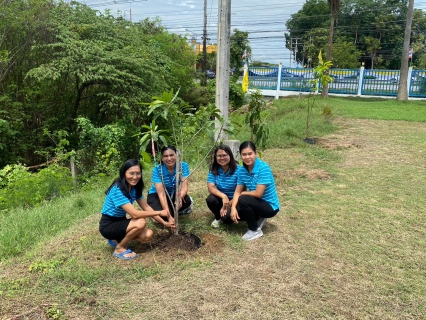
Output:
[147, 192, 192, 217]
[235, 195, 279, 231]
[205, 194, 233, 224]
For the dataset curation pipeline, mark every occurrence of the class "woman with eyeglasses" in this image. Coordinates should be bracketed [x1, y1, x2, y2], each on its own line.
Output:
[99, 159, 170, 260]
[206, 144, 241, 228]
[230, 141, 280, 241]
[147, 145, 193, 227]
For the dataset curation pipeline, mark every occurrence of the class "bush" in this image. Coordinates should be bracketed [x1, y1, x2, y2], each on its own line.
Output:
[229, 80, 246, 110]
[183, 84, 215, 108]
[76, 118, 130, 177]
[204, 79, 246, 111]
[0, 164, 74, 211]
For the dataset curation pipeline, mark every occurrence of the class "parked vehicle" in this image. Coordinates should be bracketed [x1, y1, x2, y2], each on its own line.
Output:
[206, 70, 216, 79]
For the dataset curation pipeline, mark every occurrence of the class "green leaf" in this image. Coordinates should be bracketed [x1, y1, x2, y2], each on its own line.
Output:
[141, 151, 152, 164]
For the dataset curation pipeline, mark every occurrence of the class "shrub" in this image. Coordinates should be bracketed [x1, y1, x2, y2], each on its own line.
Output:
[76, 118, 130, 177]
[0, 164, 73, 211]
[229, 80, 246, 110]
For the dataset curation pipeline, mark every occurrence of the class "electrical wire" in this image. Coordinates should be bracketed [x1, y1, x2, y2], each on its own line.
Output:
[80, 0, 425, 62]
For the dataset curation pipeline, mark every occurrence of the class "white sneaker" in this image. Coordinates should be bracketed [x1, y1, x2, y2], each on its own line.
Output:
[242, 229, 263, 241]
[211, 219, 223, 228]
[257, 218, 268, 231]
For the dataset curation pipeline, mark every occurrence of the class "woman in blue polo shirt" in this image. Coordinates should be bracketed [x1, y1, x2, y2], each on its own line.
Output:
[230, 141, 280, 241]
[147, 145, 193, 225]
[99, 159, 170, 260]
[206, 144, 241, 228]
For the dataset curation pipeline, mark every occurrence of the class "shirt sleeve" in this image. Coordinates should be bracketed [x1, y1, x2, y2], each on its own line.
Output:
[207, 171, 215, 184]
[151, 165, 163, 184]
[182, 162, 190, 178]
[110, 186, 131, 208]
[237, 166, 246, 186]
[256, 163, 274, 185]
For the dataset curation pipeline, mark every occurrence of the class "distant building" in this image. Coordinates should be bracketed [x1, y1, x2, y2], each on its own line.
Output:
[192, 38, 217, 55]
[191, 39, 217, 70]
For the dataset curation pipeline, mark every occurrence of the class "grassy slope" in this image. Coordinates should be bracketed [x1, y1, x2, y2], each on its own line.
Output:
[1, 96, 426, 319]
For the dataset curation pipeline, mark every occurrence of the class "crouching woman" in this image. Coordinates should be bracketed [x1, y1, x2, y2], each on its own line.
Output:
[230, 141, 280, 241]
[99, 159, 171, 260]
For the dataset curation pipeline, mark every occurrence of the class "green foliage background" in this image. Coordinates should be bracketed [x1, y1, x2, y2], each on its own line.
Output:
[0, 0, 197, 168]
[285, 0, 426, 69]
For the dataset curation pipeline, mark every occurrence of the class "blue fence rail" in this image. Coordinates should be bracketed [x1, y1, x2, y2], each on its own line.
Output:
[246, 66, 426, 98]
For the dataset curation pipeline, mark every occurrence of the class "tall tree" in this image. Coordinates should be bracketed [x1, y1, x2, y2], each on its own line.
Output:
[285, 0, 418, 69]
[322, 0, 340, 98]
[230, 29, 251, 72]
[397, 0, 415, 100]
[285, 0, 329, 63]
[0, 0, 198, 166]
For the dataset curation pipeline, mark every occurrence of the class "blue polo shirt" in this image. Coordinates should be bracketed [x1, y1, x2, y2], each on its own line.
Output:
[237, 158, 280, 211]
[207, 165, 241, 199]
[148, 162, 190, 195]
[101, 185, 142, 218]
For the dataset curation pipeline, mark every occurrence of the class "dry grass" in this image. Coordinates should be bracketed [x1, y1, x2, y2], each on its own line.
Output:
[1, 118, 426, 319]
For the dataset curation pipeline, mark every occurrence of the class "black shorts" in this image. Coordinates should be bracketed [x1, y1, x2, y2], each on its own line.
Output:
[99, 214, 131, 243]
[147, 192, 192, 217]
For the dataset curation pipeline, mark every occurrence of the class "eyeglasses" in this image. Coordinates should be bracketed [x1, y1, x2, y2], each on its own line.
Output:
[128, 172, 142, 177]
[216, 154, 229, 159]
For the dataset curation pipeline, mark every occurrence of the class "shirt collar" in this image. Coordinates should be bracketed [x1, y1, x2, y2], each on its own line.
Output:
[218, 166, 230, 175]
[161, 162, 175, 175]
[251, 158, 260, 174]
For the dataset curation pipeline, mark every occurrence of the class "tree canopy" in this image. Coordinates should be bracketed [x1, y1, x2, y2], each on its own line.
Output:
[0, 0, 197, 167]
[230, 29, 251, 72]
[285, 0, 426, 69]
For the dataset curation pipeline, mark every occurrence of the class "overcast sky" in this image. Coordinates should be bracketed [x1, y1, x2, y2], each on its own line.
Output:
[85, 0, 426, 67]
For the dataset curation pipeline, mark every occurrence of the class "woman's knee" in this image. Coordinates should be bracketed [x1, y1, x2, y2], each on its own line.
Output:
[238, 195, 253, 207]
[137, 228, 154, 242]
[145, 228, 154, 241]
[130, 218, 146, 231]
[206, 194, 220, 207]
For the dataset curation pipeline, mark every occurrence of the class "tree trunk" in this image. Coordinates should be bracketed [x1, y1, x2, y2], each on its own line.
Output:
[397, 0, 414, 101]
[174, 150, 181, 235]
[321, 14, 335, 98]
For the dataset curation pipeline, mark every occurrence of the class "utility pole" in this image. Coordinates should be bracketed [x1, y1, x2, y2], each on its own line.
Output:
[215, 0, 231, 140]
[202, 0, 208, 85]
[290, 37, 302, 68]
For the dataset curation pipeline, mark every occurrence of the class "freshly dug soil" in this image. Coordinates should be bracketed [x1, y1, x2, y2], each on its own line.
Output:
[130, 230, 224, 266]
[152, 232, 202, 252]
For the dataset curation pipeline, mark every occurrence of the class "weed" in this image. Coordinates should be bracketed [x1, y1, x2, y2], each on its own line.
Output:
[29, 259, 63, 273]
[45, 306, 65, 319]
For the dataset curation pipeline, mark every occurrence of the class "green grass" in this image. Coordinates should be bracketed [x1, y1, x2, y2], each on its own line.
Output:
[0, 184, 108, 259]
[1, 96, 426, 319]
[323, 96, 426, 121]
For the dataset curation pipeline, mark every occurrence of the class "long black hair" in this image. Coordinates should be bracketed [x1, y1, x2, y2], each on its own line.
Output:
[239, 141, 257, 170]
[105, 159, 144, 200]
[210, 144, 238, 175]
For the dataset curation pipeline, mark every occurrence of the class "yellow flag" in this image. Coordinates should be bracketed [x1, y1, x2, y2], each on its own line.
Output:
[242, 69, 249, 93]
[318, 50, 323, 65]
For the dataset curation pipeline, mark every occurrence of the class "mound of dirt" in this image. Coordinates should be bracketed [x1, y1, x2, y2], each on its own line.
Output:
[130, 230, 225, 265]
[152, 232, 202, 252]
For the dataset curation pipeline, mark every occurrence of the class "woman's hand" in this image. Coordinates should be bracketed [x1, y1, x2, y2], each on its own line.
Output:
[222, 195, 230, 207]
[230, 207, 239, 224]
[220, 195, 231, 217]
[164, 216, 175, 232]
[220, 206, 228, 217]
[159, 210, 169, 218]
